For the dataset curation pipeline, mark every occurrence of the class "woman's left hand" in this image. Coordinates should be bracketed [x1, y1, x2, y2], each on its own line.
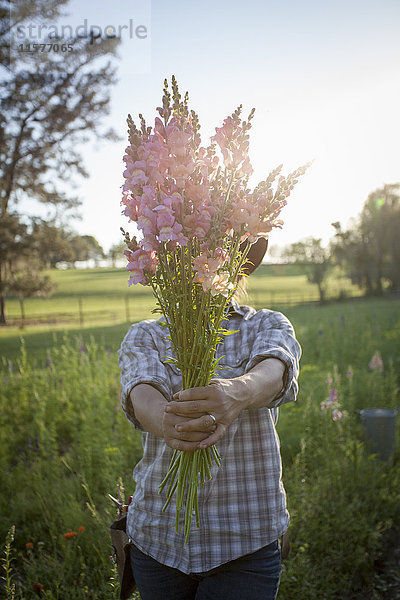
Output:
[165, 378, 246, 449]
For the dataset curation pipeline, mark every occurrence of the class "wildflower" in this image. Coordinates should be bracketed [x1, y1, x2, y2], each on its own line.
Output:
[121, 78, 311, 541]
[63, 531, 77, 539]
[77, 526, 85, 533]
[25, 542, 34, 548]
[332, 409, 343, 421]
[193, 252, 220, 276]
[210, 272, 235, 297]
[193, 271, 218, 293]
[32, 582, 44, 595]
[369, 351, 383, 372]
[328, 388, 338, 404]
[346, 367, 354, 379]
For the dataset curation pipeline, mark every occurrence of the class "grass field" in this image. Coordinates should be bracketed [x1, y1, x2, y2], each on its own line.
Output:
[1, 268, 399, 598]
[0, 264, 362, 365]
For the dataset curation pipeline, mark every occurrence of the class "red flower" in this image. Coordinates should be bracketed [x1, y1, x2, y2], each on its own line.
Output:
[63, 531, 77, 539]
[25, 542, 34, 548]
[77, 526, 85, 533]
[32, 581, 44, 595]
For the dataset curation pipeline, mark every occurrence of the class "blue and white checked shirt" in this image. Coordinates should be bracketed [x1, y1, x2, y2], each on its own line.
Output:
[118, 303, 301, 574]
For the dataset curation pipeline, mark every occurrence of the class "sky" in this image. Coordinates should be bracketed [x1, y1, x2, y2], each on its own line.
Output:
[34, 0, 400, 253]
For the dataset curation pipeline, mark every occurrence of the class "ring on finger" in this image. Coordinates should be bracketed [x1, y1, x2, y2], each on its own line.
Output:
[208, 413, 217, 426]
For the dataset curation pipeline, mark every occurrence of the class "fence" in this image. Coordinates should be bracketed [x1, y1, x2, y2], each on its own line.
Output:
[3, 288, 367, 330]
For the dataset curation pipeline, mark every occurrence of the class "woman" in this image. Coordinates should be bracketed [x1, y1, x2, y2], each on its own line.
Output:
[118, 237, 301, 600]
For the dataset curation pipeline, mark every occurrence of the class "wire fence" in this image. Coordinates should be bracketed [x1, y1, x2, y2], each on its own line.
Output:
[3, 288, 368, 330]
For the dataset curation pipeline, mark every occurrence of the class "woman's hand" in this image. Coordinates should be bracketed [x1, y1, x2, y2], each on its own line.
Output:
[165, 358, 286, 449]
[164, 378, 245, 450]
[162, 408, 217, 452]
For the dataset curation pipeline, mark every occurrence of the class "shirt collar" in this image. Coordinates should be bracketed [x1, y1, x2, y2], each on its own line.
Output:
[226, 299, 250, 318]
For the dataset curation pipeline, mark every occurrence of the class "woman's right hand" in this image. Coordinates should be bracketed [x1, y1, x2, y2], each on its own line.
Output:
[162, 409, 216, 452]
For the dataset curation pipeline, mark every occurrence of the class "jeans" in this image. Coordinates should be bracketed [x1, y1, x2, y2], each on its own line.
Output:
[130, 540, 282, 600]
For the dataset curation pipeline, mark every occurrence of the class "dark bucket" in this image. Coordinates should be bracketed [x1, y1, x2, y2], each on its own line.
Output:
[357, 408, 397, 461]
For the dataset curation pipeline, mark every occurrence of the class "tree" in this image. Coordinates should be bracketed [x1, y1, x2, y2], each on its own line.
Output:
[332, 183, 400, 295]
[80, 235, 104, 266]
[65, 234, 104, 267]
[285, 237, 331, 302]
[1, 0, 120, 219]
[9, 264, 54, 328]
[0, 213, 26, 323]
[0, 0, 121, 322]
[30, 220, 75, 267]
[108, 240, 126, 268]
[0, 214, 56, 325]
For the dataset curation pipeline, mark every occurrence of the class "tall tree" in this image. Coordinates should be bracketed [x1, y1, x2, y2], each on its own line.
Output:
[9, 262, 54, 328]
[284, 237, 331, 302]
[80, 235, 104, 267]
[0, 213, 26, 323]
[108, 240, 127, 268]
[30, 220, 75, 267]
[1, 0, 120, 219]
[0, 0, 121, 322]
[332, 183, 400, 295]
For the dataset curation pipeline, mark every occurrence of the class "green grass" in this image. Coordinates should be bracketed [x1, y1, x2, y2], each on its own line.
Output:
[1, 295, 399, 598]
[0, 263, 361, 326]
[0, 264, 362, 365]
[1, 267, 399, 598]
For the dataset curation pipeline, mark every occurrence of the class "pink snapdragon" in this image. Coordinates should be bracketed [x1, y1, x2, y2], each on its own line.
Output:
[211, 116, 235, 148]
[320, 387, 339, 411]
[169, 159, 195, 188]
[369, 351, 383, 372]
[210, 272, 234, 297]
[193, 271, 217, 293]
[332, 409, 343, 421]
[214, 247, 230, 266]
[193, 252, 220, 275]
[193, 250, 232, 295]
[185, 182, 210, 207]
[236, 156, 254, 178]
[167, 127, 192, 157]
[125, 247, 158, 286]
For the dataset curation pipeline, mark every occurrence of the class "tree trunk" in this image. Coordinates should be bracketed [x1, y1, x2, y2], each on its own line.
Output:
[0, 264, 6, 324]
[0, 293, 6, 325]
[317, 283, 325, 303]
[19, 297, 25, 329]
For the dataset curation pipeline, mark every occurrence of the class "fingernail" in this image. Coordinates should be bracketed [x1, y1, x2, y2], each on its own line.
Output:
[176, 425, 182, 431]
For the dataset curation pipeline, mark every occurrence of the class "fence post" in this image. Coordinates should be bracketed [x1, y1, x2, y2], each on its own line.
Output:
[78, 297, 84, 327]
[125, 295, 130, 323]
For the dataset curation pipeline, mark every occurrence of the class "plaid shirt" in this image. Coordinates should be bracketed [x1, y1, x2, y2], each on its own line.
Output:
[118, 303, 301, 574]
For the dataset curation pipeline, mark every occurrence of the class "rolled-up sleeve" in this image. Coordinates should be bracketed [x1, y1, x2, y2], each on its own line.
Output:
[118, 320, 173, 429]
[245, 310, 301, 408]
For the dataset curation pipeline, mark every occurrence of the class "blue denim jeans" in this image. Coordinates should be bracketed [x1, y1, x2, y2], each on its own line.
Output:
[130, 540, 282, 600]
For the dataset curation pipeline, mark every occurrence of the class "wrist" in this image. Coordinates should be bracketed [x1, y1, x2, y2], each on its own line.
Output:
[232, 358, 286, 410]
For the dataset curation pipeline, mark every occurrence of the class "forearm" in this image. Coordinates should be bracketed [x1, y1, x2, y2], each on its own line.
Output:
[130, 383, 215, 451]
[129, 383, 167, 437]
[167, 357, 288, 449]
[228, 357, 286, 410]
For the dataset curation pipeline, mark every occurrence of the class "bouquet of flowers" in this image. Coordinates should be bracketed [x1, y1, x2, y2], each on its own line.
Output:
[121, 76, 310, 542]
